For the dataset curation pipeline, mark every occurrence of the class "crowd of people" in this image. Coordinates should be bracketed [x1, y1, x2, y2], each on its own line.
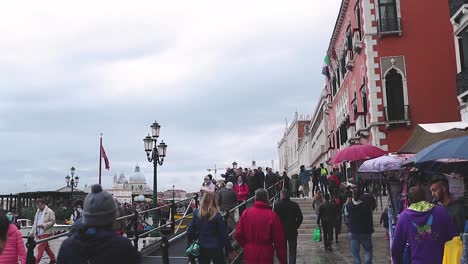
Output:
[188, 163, 370, 264]
[0, 164, 463, 264]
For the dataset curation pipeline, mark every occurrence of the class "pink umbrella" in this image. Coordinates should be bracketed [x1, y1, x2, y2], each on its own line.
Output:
[329, 144, 387, 164]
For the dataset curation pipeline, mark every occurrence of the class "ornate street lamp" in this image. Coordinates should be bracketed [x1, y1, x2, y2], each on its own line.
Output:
[232, 161, 238, 169]
[143, 121, 168, 233]
[65, 167, 79, 202]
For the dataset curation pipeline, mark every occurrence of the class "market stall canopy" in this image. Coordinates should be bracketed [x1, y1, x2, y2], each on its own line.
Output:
[329, 144, 387, 164]
[404, 135, 468, 172]
[399, 122, 468, 153]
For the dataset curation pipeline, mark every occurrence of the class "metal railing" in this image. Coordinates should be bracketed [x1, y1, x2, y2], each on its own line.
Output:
[223, 179, 285, 264]
[23, 179, 286, 264]
[24, 193, 200, 264]
[457, 71, 468, 96]
[383, 105, 410, 122]
[378, 17, 402, 34]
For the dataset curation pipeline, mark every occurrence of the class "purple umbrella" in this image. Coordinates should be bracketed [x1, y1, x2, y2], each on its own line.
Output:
[358, 155, 403, 211]
[358, 155, 403, 173]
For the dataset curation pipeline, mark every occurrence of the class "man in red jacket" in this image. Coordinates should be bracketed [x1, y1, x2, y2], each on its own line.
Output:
[234, 189, 286, 264]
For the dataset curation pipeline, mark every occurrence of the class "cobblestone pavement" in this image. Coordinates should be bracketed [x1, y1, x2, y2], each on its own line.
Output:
[291, 197, 391, 264]
[294, 231, 391, 264]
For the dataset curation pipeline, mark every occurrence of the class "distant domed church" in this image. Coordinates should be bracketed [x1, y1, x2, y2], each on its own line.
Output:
[127, 165, 152, 194]
[108, 164, 153, 203]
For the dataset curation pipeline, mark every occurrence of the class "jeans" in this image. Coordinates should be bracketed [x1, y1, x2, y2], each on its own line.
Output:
[287, 238, 298, 264]
[302, 182, 310, 197]
[312, 181, 319, 196]
[319, 178, 328, 194]
[198, 248, 225, 264]
[348, 233, 372, 264]
[321, 221, 333, 248]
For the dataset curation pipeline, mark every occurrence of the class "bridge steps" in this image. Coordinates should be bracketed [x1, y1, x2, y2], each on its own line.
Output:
[292, 197, 389, 241]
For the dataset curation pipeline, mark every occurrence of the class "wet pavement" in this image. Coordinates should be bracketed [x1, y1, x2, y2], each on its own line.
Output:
[285, 197, 391, 264]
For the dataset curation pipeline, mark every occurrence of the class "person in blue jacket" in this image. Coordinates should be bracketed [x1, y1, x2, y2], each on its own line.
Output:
[187, 192, 228, 264]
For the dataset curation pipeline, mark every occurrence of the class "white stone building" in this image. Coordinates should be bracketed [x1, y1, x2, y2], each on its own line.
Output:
[278, 113, 311, 175]
[105, 164, 153, 203]
[308, 89, 331, 168]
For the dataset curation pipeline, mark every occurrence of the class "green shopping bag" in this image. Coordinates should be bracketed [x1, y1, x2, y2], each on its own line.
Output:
[313, 227, 321, 242]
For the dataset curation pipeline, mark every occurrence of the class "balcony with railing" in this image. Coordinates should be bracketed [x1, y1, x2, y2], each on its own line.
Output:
[450, 0, 468, 17]
[457, 70, 468, 96]
[383, 105, 410, 127]
[378, 17, 402, 35]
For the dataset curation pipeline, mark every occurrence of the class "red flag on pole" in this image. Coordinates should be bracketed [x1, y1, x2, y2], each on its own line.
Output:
[101, 144, 110, 170]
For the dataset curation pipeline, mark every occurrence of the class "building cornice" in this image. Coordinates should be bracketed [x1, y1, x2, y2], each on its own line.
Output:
[328, 0, 350, 54]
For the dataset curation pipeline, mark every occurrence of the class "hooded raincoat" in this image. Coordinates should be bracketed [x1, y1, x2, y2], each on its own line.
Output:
[391, 201, 457, 264]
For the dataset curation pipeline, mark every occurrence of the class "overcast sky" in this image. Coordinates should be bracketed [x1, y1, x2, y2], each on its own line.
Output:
[0, 1, 341, 194]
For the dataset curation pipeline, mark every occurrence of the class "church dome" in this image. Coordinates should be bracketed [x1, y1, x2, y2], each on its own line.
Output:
[128, 165, 146, 184]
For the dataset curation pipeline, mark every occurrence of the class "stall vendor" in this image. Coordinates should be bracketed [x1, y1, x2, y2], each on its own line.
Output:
[430, 179, 465, 233]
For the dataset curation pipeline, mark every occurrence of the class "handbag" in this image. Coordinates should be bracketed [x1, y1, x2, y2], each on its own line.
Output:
[186, 240, 200, 256]
[313, 227, 321, 242]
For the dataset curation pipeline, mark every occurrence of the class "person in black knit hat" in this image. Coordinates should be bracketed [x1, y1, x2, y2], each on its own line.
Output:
[57, 184, 141, 264]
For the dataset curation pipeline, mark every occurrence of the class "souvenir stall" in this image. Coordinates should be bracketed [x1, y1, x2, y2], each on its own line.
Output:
[358, 155, 410, 244]
[403, 135, 468, 262]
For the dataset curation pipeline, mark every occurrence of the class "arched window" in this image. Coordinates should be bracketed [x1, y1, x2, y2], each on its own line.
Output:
[385, 69, 405, 120]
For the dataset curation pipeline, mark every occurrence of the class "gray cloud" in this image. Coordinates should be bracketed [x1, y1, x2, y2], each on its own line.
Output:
[0, 0, 341, 194]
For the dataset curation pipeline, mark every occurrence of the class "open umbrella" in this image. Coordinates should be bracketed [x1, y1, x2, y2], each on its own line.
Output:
[358, 155, 403, 173]
[404, 136, 468, 172]
[358, 155, 403, 210]
[329, 144, 387, 164]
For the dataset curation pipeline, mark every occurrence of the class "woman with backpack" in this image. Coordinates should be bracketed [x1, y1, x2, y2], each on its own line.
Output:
[187, 192, 228, 264]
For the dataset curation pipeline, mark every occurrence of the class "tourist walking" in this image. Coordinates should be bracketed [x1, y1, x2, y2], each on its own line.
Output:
[200, 175, 216, 195]
[30, 199, 57, 264]
[380, 207, 389, 240]
[216, 182, 237, 231]
[187, 192, 228, 264]
[392, 186, 457, 264]
[0, 212, 26, 264]
[70, 205, 82, 224]
[281, 171, 290, 192]
[319, 163, 328, 194]
[0, 213, 9, 256]
[346, 188, 374, 264]
[290, 174, 300, 198]
[234, 176, 249, 216]
[333, 196, 343, 243]
[57, 185, 141, 264]
[317, 193, 337, 250]
[299, 165, 311, 198]
[254, 167, 266, 189]
[312, 191, 323, 215]
[274, 190, 303, 264]
[235, 189, 286, 264]
[311, 167, 320, 196]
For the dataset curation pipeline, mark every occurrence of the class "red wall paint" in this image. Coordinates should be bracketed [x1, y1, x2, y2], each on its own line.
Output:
[324, 0, 461, 153]
[376, 0, 461, 151]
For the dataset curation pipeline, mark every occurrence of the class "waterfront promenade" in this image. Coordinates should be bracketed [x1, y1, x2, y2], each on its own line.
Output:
[25, 197, 390, 264]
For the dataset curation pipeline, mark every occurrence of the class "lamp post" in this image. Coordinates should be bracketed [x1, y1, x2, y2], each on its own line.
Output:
[65, 167, 79, 202]
[207, 164, 218, 179]
[232, 161, 238, 169]
[143, 121, 168, 232]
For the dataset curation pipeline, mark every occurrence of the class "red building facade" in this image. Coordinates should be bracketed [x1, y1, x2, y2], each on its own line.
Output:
[325, 0, 461, 154]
